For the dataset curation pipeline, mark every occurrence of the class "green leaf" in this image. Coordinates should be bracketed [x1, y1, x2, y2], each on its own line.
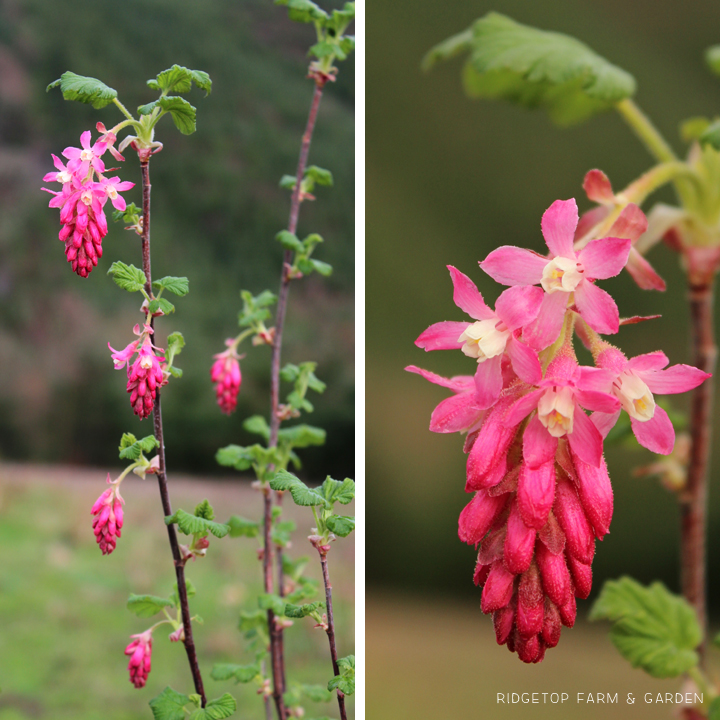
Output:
[148, 65, 212, 95]
[328, 655, 355, 696]
[211, 663, 261, 683]
[243, 415, 271, 441]
[305, 166, 333, 187]
[706, 45, 720, 76]
[589, 577, 701, 678]
[166, 331, 185, 367]
[113, 202, 141, 224]
[277, 424, 326, 449]
[284, 577, 319, 605]
[107, 261, 147, 293]
[680, 117, 711, 143]
[119, 434, 159, 461]
[283, 555, 309, 581]
[157, 95, 197, 135]
[258, 593, 286, 615]
[127, 593, 174, 618]
[153, 276, 190, 297]
[148, 298, 176, 315]
[238, 289, 277, 327]
[197, 694, 236, 720]
[709, 696, 720, 720]
[270, 470, 327, 507]
[311, 259, 333, 276]
[47, 71, 118, 109]
[194, 499, 215, 521]
[326, 515, 355, 537]
[165, 509, 229, 538]
[275, 0, 328, 24]
[272, 519, 296, 547]
[227, 515, 260, 538]
[280, 175, 297, 190]
[284, 601, 325, 619]
[149, 687, 190, 720]
[238, 609, 267, 633]
[276, 230, 304, 251]
[321, 477, 355, 504]
[700, 120, 720, 151]
[300, 684, 333, 703]
[216, 443, 277, 471]
[425, 12, 636, 126]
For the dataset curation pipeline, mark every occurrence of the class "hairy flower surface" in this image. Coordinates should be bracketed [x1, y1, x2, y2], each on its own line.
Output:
[125, 629, 153, 688]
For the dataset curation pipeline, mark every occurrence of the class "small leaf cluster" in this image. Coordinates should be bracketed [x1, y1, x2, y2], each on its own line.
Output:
[275, 1, 355, 67]
[127, 579, 197, 621]
[107, 261, 189, 317]
[112, 202, 143, 234]
[149, 686, 236, 720]
[237, 289, 277, 338]
[269, 472, 355, 540]
[280, 164, 334, 198]
[423, 12, 636, 126]
[283, 682, 333, 718]
[165, 500, 230, 540]
[281, 362, 327, 414]
[277, 230, 333, 278]
[328, 655, 355, 696]
[589, 577, 701, 678]
[118, 432, 159, 478]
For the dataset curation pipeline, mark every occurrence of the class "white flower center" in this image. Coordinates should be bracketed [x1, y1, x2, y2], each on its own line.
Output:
[140, 354, 154, 369]
[458, 319, 509, 361]
[615, 371, 655, 421]
[106, 185, 118, 199]
[80, 149, 94, 162]
[58, 170, 72, 184]
[541, 256, 583, 294]
[537, 386, 575, 437]
[81, 189, 93, 206]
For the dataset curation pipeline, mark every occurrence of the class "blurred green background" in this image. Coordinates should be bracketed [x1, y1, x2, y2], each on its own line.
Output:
[0, 0, 355, 480]
[367, 0, 720, 715]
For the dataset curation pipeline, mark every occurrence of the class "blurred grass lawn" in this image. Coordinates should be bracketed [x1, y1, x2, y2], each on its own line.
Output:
[367, 593, 716, 720]
[0, 463, 354, 720]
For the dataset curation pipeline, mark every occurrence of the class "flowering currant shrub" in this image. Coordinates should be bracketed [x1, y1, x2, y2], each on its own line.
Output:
[409, 198, 709, 664]
[418, 10, 720, 705]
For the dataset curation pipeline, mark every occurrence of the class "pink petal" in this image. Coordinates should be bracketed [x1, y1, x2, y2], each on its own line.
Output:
[504, 389, 544, 427]
[542, 599, 562, 647]
[506, 337, 541, 385]
[481, 561, 516, 613]
[430, 393, 485, 434]
[522, 414, 558, 468]
[641, 365, 711, 395]
[609, 203, 648, 242]
[574, 281, 619, 335]
[415, 321, 468, 351]
[627, 351, 669, 372]
[541, 198, 578, 258]
[567, 407, 603, 468]
[479, 246, 546, 287]
[467, 455, 507, 492]
[80, 130, 92, 149]
[553, 476, 595, 564]
[522, 290, 569, 351]
[578, 237, 631, 280]
[570, 450, 613, 539]
[405, 365, 474, 393]
[591, 410, 621, 439]
[458, 491, 508, 545]
[575, 205, 609, 242]
[473, 355, 503, 409]
[631, 406, 675, 455]
[625, 247, 666, 291]
[583, 169, 614, 204]
[578, 366, 615, 393]
[495, 285, 544, 331]
[447, 265, 494, 320]
[517, 460, 556, 529]
[575, 389, 620, 414]
[504, 502, 536, 574]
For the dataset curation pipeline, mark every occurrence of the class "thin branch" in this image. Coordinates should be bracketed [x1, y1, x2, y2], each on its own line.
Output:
[683, 278, 717, 665]
[319, 550, 347, 720]
[140, 159, 207, 706]
[263, 78, 327, 720]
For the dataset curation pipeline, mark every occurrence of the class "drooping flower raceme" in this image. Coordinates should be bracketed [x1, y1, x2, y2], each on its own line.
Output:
[408, 196, 710, 664]
[91, 474, 124, 555]
[42, 127, 133, 277]
[211, 344, 242, 415]
[125, 629, 153, 688]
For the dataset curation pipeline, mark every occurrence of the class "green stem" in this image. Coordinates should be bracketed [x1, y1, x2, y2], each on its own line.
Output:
[113, 98, 135, 122]
[615, 99, 677, 164]
[623, 161, 702, 206]
[688, 666, 715, 701]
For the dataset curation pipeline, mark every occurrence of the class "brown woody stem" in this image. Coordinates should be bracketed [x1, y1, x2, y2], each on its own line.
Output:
[140, 159, 207, 705]
[684, 279, 717, 664]
[319, 550, 347, 720]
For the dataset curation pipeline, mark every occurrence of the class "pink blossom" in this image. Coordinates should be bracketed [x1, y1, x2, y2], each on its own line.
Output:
[405, 365, 486, 434]
[62, 130, 108, 177]
[211, 347, 242, 415]
[590, 346, 710, 454]
[127, 340, 165, 419]
[480, 199, 632, 348]
[98, 176, 135, 211]
[125, 629, 153, 688]
[91, 475, 124, 555]
[415, 266, 543, 407]
[96, 122, 125, 162]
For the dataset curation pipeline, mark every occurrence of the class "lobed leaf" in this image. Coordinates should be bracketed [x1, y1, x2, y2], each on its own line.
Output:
[149, 687, 190, 720]
[326, 514, 355, 537]
[47, 71, 118, 109]
[148, 297, 176, 315]
[148, 65, 212, 95]
[243, 415, 270, 441]
[589, 577, 701, 678]
[258, 593, 287, 615]
[328, 654, 355, 695]
[119, 434, 159, 460]
[321, 477, 355, 504]
[127, 593, 174, 618]
[227, 515, 260, 538]
[188, 694, 236, 720]
[157, 95, 197, 135]
[153, 276, 190, 297]
[305, 166, 333, 187]
[211, 663, 261, 684]
[277, 230, 304, 251]
[107, 261, 147, 293]
[424, 12, 636, 126]
[275, 0, 328, 24]
[165, 509, 229, 538]
[277, 424, 326, 448]
[194, 499, 215, 521]
[269, 470, 327, 507]
[284, 601, 325, 618]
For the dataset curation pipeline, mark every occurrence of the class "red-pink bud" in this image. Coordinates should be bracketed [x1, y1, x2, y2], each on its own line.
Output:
[516, 564, 544, 638]
[517, 461, 555, 530]
[535, 541, 572, 608]
[211, 348, 242, 415]
[542, 598, 562, 648]
[125, 629, 153, 688]
[480, 561, 516, 613]
[493, 603, 515, 645]
[538, 510, 566, 556]
[554, 476, 595, 564]
[515, 632, 542, 663]
[91, 476, 124, 555]
[570, 450, 613, 539]
[504, 501, 536, 574]
[567, 554, 593, 599]
[477, 527, 506, 566]
[458, 491, 507, 546]
[558, 594, 577, 628]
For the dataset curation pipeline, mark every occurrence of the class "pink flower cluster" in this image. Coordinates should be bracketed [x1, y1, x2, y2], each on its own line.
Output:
[109, 324, 167, 419]
[211, 345, 242, 415]
[125, 629, 153, 688]
[42, 125, 133, 277]
[409, 198, 710, 663]
[91, 475, 124, 555]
